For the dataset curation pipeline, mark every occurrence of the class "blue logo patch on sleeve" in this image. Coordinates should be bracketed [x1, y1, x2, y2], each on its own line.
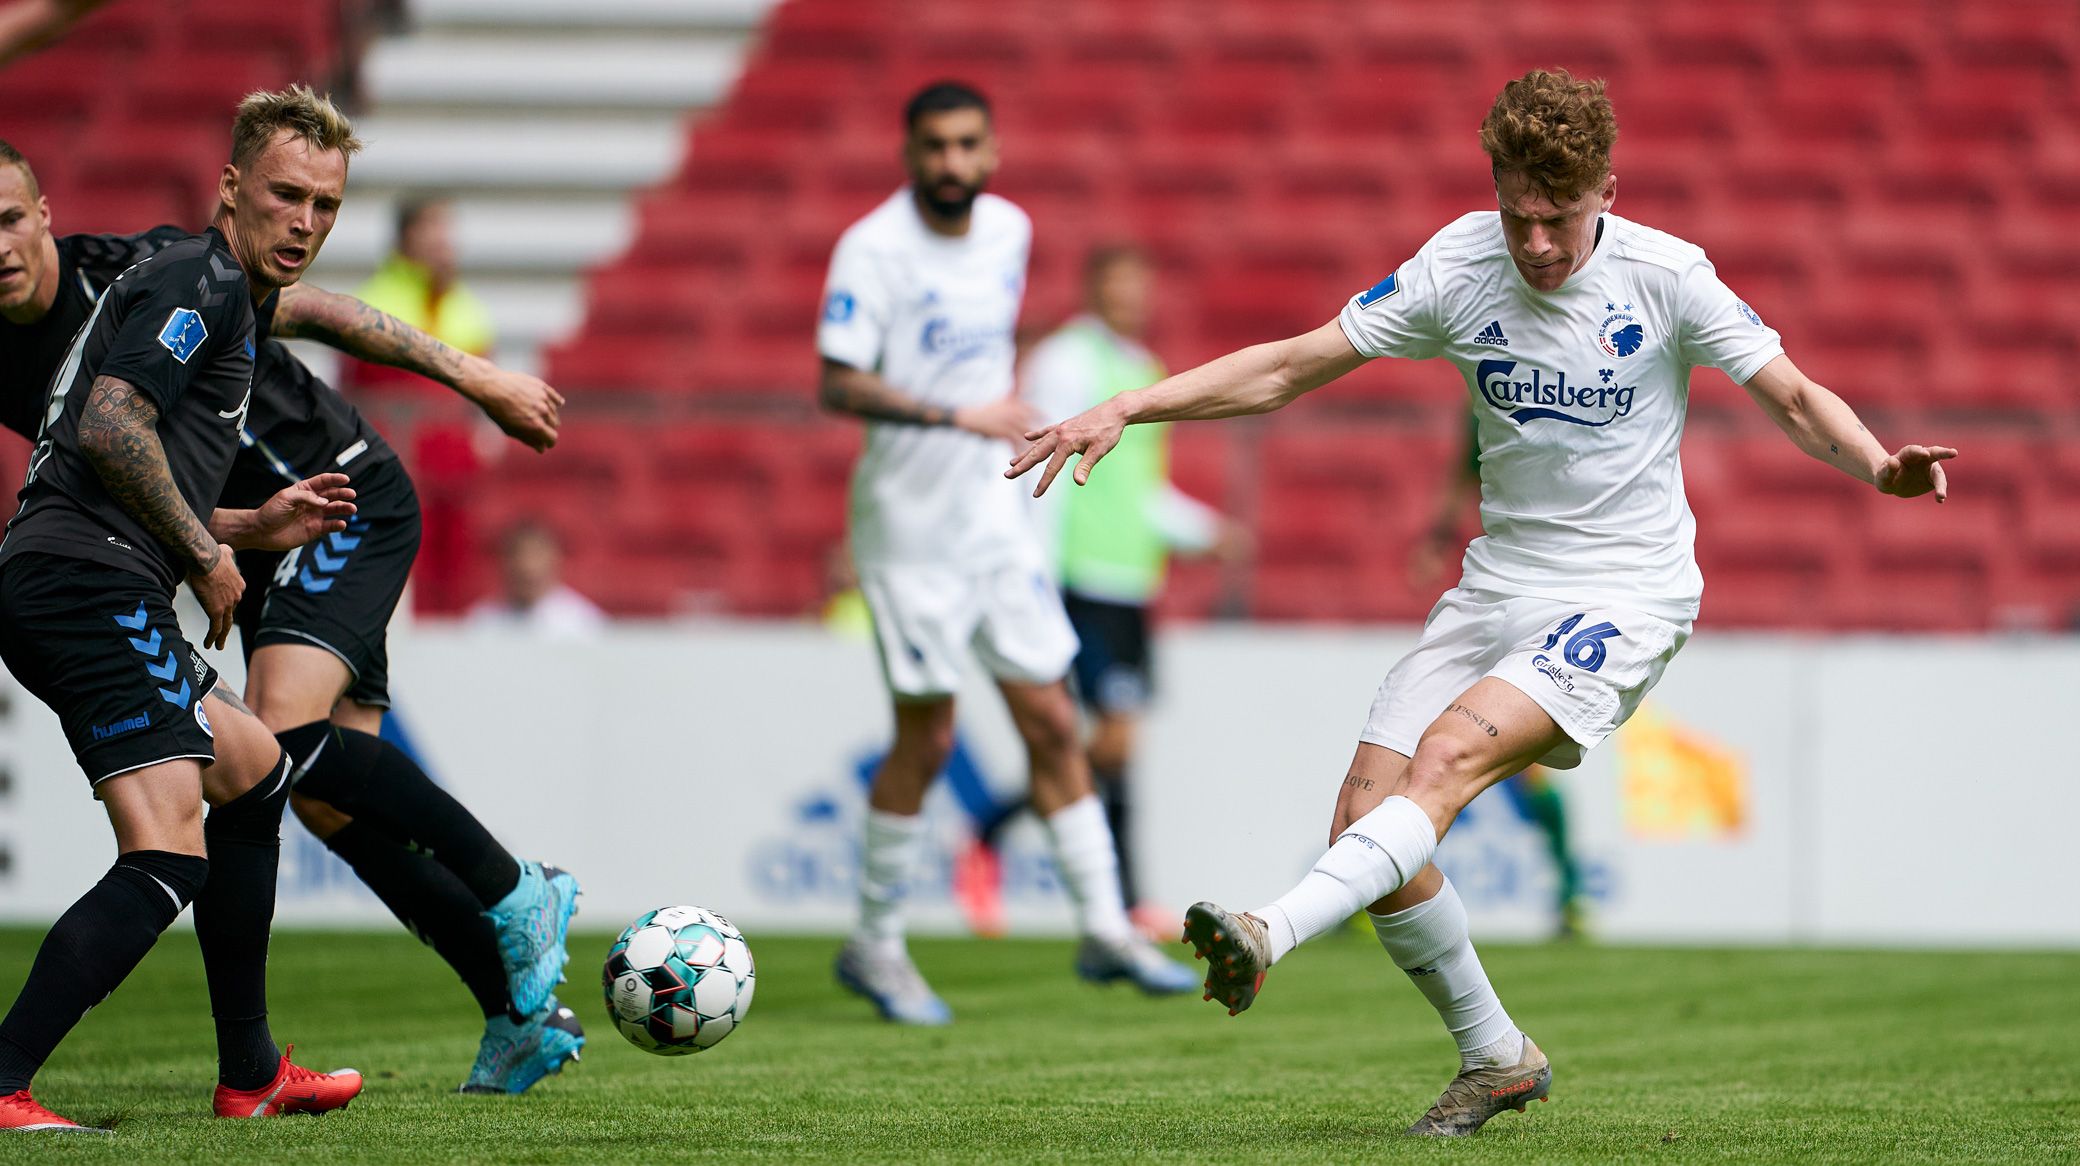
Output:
[1356, 272, 1399, 309]
[823, 291, 856, 323]
[157, 307, 209, 364]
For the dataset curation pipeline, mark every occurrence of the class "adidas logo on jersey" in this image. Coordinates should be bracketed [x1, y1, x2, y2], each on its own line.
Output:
[1473, 320, 1510, 347]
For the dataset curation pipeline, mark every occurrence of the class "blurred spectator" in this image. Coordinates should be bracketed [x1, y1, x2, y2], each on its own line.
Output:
[351, 196, 497, 615]
[354, 197, 494, 364]
[466, 520, 605, 638]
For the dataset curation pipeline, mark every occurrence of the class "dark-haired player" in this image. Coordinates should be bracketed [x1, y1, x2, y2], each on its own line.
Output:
[819, 81, 1195, 1025]
[1014, 69, 1956, 1135]
[0, 85, 365, 1132]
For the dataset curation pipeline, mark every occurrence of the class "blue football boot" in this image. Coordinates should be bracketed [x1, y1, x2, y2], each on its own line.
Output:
[459, 999, 585, 1095]
[484, 861, 581, 1019]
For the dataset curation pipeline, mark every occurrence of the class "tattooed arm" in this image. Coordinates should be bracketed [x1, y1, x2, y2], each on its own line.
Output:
[271, 283, 562, 451]
[77, 375, 244, 646]
[820, 358, 1036, 441]
[0, 0, 110, 66]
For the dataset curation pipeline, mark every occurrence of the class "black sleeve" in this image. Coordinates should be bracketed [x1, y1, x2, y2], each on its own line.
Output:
[64, 226, 191, 285]
[93, 251, 254, 412]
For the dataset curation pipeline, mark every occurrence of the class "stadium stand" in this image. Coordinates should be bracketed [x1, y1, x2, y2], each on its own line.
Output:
[4, 0, 2076, 628]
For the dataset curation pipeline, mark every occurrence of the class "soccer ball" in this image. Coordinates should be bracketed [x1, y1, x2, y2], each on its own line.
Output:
[602, 905, 756, 1055]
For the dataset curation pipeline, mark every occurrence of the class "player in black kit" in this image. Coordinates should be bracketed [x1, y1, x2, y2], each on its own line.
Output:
[0, 126, 581, 1092]
[0, 88, 367, 1131]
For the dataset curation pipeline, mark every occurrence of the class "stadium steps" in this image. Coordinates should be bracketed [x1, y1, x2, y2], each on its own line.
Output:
[300, 0, 779, 373]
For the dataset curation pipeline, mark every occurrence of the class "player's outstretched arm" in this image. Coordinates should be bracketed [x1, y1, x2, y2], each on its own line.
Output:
[76, 374, 243, 646]
[819, 358, 1038, 440]
[0, 0, 110, 67]
[271, 282, 563, 451]
[1008, 320, 1367, 496]
[1742, 354, 1955, 501]
[208, 473, 357, 552]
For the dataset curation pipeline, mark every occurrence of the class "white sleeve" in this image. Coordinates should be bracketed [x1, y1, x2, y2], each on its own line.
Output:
[1335, 245, 1447, 361]
[816, 232, 894, 371]
[1150, 484, 1220, 553]
[1019, 333, 1088, 424]
[1676, 261, 1784, 385]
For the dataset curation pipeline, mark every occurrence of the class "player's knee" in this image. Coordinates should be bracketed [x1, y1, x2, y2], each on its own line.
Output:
[201, 698, 286, 806]
[1020, 701, 1079, 767]
[892, 713, 957, 773]
[1404, 734, 1483, 805]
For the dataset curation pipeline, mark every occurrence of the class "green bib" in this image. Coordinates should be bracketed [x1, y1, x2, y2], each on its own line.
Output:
[1057, 322, 1171, 602]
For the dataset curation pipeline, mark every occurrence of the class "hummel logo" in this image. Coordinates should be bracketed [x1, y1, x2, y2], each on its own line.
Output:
[1473, 320, 1509, 347]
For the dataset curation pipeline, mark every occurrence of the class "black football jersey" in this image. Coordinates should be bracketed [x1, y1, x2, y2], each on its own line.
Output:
[0, 227, 188, 442]
[1, 227, 257, 589]
[219, 298, 390, 512]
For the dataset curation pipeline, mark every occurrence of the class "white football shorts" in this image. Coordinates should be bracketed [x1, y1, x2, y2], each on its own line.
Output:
[858, 554, 1080, 700]
[1361, 587, 1691, 768]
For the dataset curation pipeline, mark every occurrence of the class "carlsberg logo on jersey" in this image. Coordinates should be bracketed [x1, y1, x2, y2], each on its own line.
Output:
[1477, 359, 1638, 428]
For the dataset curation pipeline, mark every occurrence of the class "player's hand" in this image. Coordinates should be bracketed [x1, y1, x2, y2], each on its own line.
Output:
[240, 474, 358, 551]
[464, 361, 563, 452]
[1406, 527, 1453, 586]
[1874, 444, 1958, 503]
[188, 545, 244, 650]
[1005, 400, 1127, 496]
[952, 396, 1041, 444]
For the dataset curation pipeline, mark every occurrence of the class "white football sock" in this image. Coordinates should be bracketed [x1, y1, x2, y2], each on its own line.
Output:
[1044, 795, 1135, 943]
[1254, 795, 1438, 963]
[853, 809, 926, 958]
[1370, 876, 1522, 1070]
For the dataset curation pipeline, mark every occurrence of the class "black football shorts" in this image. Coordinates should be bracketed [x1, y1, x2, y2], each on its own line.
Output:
[0, 552, 221, 787]
[1063, 588, 1155, 715]
[234, 456, 421, 709]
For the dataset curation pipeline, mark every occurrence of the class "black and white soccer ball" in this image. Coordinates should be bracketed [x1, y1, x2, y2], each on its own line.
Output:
[602, 905, 756, 1055]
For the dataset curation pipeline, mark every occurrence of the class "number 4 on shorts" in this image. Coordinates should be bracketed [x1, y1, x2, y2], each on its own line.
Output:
[1540, 613, 1622, 673]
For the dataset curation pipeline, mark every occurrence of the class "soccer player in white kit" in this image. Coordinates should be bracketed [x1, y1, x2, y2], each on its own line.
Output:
[818, 82, 1195, 1026]
[1010, 70, 1957, 1133]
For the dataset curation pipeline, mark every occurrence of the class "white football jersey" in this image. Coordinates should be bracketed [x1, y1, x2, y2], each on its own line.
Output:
[818, 189, 1033, 567]
[1337, 212, 1784, 622]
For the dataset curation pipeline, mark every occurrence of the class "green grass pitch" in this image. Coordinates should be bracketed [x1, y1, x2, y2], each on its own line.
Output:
[1, 927, 2074, 1163]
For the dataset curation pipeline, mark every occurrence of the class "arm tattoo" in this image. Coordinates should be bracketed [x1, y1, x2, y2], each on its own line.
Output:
[820, 364, 953, 427]
[275, 285, 469, 389]
[1343, 774, 1374, 792]
[1445, 703, 1500, 738]
[77, 376, 219, 573]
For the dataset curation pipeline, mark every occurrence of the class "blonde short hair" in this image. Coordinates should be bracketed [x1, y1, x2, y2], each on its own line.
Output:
[1479, 69, 1617, 203]
[230, 84, 362, 170]
[0, 138, 37, 199]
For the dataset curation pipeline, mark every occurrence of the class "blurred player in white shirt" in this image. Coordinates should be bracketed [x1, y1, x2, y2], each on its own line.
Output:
[817, 82, 1194, 1026]
[1013, 70, 1956, 1135]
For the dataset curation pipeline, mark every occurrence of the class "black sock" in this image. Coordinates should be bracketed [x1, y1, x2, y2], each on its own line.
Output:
[323, 822, 509, 1018]
[1093, 764, 1138, 907]
[0, 850, 208, 1093]
[196, 756, 291, 1089]
[278, 722, 521, 907]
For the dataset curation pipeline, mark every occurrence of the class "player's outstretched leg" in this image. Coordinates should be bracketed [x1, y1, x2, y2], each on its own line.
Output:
[461, 998, 586, 1096]
[321, 821, 583, 1092]
[1370, 873, 1544, 1136]
[277, 721, 579, 1017]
